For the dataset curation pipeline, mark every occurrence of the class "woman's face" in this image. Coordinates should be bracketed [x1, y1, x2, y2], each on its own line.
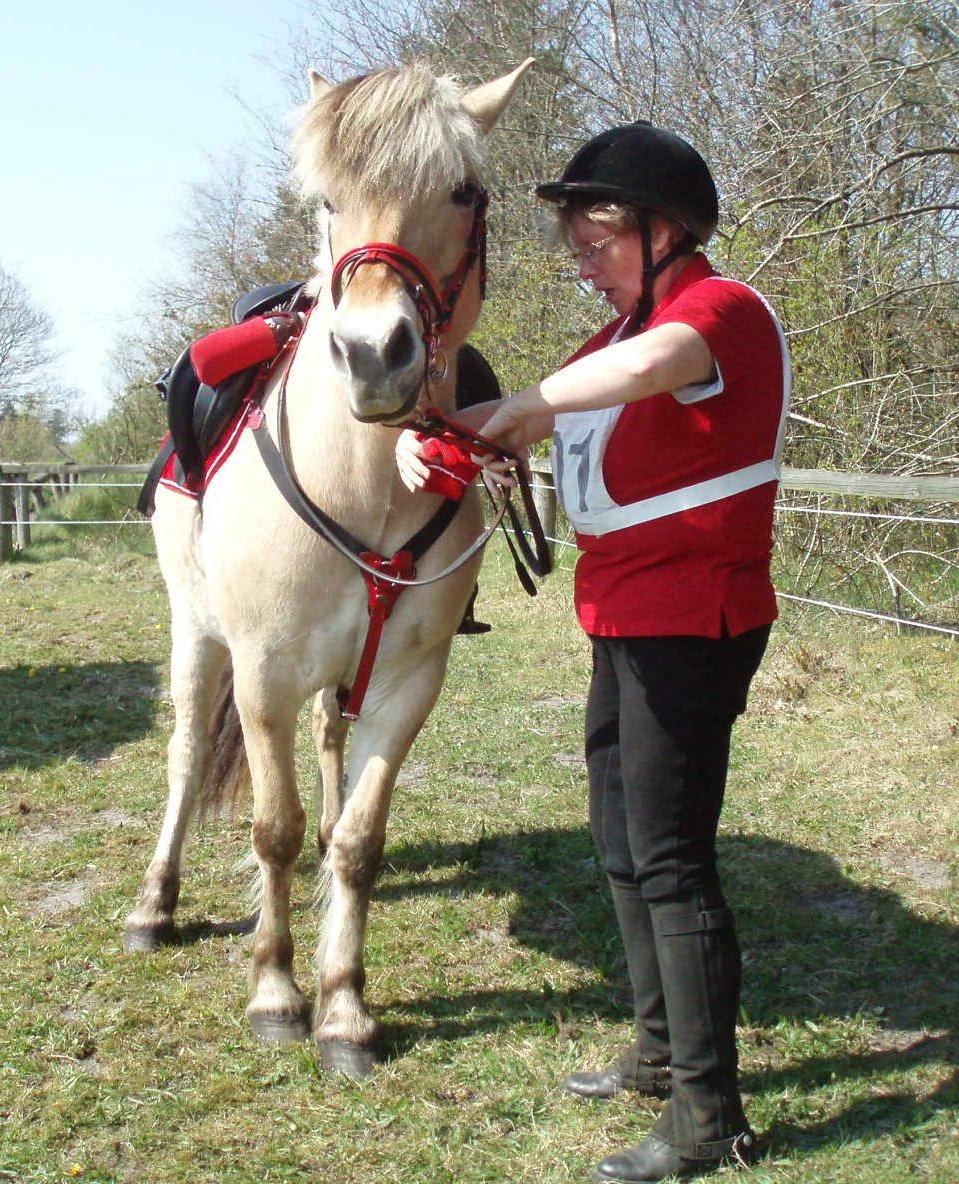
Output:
[568, 211, 647, 316]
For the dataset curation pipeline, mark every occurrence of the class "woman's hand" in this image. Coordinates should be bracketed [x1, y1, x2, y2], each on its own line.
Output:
[474, 400, 532, 456]
[395, 429, 431, 492]
[478, 392, 555, 455]
[475, 454, 518, 497]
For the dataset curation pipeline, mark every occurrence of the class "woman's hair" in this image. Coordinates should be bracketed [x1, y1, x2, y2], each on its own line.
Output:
[551, 199, 688, 252]
[561, 201, 641, 236]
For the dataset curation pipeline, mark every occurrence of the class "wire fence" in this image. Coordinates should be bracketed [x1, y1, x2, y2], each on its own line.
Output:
[0, 480, 145, 490]
[3, 472, 959, 639]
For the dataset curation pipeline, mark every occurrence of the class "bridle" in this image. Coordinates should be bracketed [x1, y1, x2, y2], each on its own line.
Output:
[329, 187, 489, 385]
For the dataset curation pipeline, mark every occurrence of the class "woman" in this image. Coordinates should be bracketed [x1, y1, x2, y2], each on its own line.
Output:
[397, 121, 790, 1182]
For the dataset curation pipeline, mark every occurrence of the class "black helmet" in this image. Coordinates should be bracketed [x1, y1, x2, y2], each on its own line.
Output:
[536, 121, 718, 245]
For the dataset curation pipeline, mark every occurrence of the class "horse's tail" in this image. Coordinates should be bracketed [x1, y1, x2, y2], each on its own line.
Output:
[198, 660, 251, 821]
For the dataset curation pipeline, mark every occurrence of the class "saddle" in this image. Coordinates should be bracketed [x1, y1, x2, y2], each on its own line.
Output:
[138, 281, 502, 516]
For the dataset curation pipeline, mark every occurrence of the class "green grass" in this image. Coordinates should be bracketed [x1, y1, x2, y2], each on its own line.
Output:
[1, 524, 957, 1183]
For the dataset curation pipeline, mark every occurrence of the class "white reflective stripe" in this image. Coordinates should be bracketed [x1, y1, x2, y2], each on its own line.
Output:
[579, 459, 781, 536]
[673, 361, 725, 405]
[559, 275, 792, 538]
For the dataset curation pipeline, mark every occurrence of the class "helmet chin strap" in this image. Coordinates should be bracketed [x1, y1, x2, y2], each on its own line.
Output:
[624, 211, 696, 335]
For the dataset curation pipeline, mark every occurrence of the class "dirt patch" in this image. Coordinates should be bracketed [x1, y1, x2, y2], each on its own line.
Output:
[398, 759, 430, 787]
[17, 806, 83, 847]
[60, 991, 99, 1024]
[806, 891, 873, 924]
[93, 807, 144, 830]
[35, 875, 97, 916]
[532, 694, 586, 710]
[864, 1027, 949, 1055]
[875, 848, 952, 891]
[471, 922, 510, 945]
[460, 763, 500, 790]
[18, 806, 143, 848]
[20, 822, 80, 848]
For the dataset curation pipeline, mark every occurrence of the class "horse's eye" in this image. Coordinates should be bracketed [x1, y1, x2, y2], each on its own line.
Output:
[452, 182, 479, 207]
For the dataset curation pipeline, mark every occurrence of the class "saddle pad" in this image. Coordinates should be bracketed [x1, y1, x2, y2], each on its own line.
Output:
[158, 401, 255, 500]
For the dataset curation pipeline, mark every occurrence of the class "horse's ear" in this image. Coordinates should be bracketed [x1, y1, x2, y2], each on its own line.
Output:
[462, 58, 535, 133]
[307, 69, 333, 100]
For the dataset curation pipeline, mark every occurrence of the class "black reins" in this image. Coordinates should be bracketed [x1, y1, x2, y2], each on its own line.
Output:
[250, 358, 513, 590]
[404, 407, 553, 590]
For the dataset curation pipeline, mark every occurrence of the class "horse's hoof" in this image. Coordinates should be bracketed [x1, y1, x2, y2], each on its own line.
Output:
[249, 1011, 311, 1044]
[318, 1038, 379, 1079]
[123, 921, 179, 952]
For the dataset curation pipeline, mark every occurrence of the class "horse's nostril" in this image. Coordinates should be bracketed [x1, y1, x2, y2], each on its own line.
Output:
[329, 330, 348, 369]
[383, 321, 416, 374]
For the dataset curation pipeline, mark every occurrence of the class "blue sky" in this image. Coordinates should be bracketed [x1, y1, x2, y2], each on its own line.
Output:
[0, 1, 313, 415]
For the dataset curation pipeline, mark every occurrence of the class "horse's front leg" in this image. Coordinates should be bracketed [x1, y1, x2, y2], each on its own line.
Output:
[233, 668, 310, 1043]
[311, 687, 348, 857]
[125, 626, 228, 951]
[315, 646, 449, 1077]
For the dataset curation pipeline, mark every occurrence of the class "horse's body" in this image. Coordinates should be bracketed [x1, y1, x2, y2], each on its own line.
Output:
[126, 61, 533, 1074]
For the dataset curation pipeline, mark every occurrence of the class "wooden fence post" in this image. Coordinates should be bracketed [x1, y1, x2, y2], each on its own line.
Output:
[0, 469, 13, 563]
[31, 479, 48, 511]
[15, 473, 31, 549]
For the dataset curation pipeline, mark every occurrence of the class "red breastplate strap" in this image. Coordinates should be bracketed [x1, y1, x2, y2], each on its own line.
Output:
[337, 550, 416, 721]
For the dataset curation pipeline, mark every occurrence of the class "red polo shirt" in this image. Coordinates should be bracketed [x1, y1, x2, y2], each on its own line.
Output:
[565, 254, 790, 638]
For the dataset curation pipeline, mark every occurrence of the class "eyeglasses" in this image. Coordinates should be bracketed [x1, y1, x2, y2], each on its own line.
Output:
[570, 234, 617, 265]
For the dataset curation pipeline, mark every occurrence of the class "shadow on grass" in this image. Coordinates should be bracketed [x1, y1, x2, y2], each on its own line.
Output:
[176, 914, 259, 944]
[369, 825, 958, 1150]
[767, 1064, 959, 1156]
[0, 660, 160, 770]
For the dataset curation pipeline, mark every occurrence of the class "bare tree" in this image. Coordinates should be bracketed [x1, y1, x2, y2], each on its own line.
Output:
[0, 264, 56, 408]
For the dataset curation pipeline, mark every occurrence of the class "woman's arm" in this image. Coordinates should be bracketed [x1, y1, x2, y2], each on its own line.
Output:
[480, 321, 713, 451]
[396, 321, 714, 488]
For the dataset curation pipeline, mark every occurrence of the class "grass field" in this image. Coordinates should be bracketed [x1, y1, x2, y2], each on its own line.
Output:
[1, 514, 957, 1183]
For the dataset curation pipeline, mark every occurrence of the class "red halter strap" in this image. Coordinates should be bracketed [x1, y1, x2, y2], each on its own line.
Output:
[329, 190, 489, 357]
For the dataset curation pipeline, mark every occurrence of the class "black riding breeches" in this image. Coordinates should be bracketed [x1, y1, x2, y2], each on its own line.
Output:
[585, 627, 769, 905]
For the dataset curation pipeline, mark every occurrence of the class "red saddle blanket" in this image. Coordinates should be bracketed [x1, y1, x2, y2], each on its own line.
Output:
[159, 401, 258, 500]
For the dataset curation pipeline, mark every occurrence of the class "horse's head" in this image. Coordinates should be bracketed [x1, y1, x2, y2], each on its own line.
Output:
[292, 61, 533, 424]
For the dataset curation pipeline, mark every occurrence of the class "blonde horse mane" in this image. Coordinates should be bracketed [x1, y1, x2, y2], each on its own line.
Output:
[292, 64, 485, 208]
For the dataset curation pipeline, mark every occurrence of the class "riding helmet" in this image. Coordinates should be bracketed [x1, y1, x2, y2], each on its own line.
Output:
[536, 121, 718, 245]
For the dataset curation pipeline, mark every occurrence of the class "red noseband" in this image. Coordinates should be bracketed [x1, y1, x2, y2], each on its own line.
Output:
[329, 191, 489, 359]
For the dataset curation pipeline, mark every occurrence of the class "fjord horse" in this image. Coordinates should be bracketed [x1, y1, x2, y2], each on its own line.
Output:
[125, 60, 534, 1077]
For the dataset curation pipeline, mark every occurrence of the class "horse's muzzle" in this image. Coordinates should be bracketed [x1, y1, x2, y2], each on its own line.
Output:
[329, 308, 425, 422]
[347, 380, 423, 424]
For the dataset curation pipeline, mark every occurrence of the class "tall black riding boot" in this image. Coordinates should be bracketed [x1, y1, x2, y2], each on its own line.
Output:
[564, 875, 671, 1100]
[595, 899, 756, 1181]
